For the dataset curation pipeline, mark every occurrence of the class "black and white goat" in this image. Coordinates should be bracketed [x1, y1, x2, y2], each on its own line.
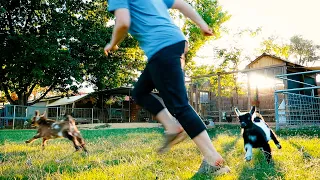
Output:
[234, 106, 282, 163]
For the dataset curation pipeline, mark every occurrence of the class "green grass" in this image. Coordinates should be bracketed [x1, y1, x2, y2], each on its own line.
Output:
[0, 125, 319, 180]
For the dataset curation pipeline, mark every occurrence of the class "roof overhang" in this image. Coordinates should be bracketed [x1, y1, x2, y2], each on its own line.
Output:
[47, 94, 89, 107]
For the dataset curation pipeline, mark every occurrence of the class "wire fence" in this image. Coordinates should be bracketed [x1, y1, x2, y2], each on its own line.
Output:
[275, 70, 320, 130]
[0, 105, 129, 129]
[189, 67, 285, 123]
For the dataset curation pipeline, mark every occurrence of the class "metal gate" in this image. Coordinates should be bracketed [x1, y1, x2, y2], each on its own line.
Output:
[274, 70, 320, 130]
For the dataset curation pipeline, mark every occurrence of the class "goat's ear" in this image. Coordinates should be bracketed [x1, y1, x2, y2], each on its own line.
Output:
[41, 111, 46, 117]
[66, 115, 72, 120]
[66, 115, 75, 124]
[249, 106, 256, 115]
[35, 110, 40, 116]
[234, 107, 241, 116]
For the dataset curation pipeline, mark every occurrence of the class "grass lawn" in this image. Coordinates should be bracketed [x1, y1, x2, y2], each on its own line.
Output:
[0, 125, 319, 180]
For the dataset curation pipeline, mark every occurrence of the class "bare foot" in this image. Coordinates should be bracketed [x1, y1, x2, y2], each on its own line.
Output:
[158, 130, 188, 154]
[205, 153, 224, 167]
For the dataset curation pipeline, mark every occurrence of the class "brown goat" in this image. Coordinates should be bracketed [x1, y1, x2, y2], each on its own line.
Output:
[25, 111, 87, 153]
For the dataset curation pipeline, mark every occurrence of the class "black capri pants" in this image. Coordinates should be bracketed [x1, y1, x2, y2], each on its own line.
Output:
[132, 41, 207, 139]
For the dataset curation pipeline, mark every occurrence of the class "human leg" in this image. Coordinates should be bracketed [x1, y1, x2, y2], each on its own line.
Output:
[148, 41, 230, 174]
[131, 65, 182, 134]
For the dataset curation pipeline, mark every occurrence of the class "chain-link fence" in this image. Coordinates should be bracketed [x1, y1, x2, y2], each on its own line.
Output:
[275, 70, 320, 130]
[0, 105, 113, 129]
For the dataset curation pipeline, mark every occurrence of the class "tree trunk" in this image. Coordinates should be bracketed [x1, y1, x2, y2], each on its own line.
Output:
[17, 92, 27, 106]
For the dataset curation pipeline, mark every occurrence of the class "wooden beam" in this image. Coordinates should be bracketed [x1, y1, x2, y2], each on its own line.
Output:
[247, 72, 251, 110]
[191, 64, 287, 79]
[218, 73, 222, 122]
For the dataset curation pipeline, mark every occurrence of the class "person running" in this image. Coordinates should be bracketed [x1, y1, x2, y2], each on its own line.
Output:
[105, 0, 230, 175]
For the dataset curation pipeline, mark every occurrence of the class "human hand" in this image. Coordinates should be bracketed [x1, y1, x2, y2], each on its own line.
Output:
[200, 24, 214, 36]
[104, 43, 119, 56]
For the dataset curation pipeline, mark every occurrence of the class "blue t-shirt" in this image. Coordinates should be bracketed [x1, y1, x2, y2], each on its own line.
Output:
[108, 0, 186, 59]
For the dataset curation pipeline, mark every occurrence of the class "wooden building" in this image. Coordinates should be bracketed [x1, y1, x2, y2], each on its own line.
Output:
[94, 87, 156, 123]
[190, 53, 319, 122]
[245, 53, 318, 110]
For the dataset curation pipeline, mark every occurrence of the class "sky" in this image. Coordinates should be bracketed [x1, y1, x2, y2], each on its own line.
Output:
[194, 0, 320, 67]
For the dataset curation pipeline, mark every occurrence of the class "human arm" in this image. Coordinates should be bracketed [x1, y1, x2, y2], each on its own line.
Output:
[171, 0, 213, 36]
[104, 8, 130, 55]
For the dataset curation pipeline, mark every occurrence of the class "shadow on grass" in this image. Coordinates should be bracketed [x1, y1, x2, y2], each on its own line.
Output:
[0, 149, 39, 164]
[222, 135, 241, 154]
[190, 173, 218, 180]
[238, 151, 285, 180]
[277, 127, 320, 137]
[0, 151, 100, 179]
[207, 124, 241, 139]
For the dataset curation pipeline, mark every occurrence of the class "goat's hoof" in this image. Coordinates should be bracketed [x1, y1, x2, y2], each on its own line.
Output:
[245, 156, 252, 161]
[25, 141, 29, 144]
[276, 144, 282, 149]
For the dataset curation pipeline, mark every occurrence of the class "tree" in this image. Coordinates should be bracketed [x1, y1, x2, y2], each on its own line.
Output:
[182, 0, 230, 61]
[259, 35, 320, 65]
[189, 28, 259, 96]
[289, 35, 320, 65]
[259, 35, 290, 59]
[0, 0, 228, 106]
[215, 47, 247, 106]
[0, 91, 6, 103]
[0, 0, 144, 105]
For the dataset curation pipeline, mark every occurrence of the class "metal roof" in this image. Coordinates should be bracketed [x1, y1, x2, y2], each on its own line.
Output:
[92, 87, 159, 97]
[245, 53, 320, 71]
[94, 87, 133, 96]
[46, 94, 89, 107]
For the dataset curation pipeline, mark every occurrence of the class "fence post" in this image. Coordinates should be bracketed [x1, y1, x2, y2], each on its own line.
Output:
[195, 84, 199, 112]
[56, 107, 59, 120]
[129, 90, 131, 122]
[189, 83, 194, 106]
[247, 73, 251, 110]
[274, 93, 279, 131]
[12, 105, 16, 129]
[25, 106, 28, 119]
[91, 108, 94, 124]
[217, 73, 222, 123]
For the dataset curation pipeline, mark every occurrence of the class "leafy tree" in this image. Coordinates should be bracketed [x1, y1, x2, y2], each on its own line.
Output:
[183, 0, 230, 61]
[215, 47, 247, 107]
[0, 0, 144, 105]
[191, 65, 214, 90]
[190, 28, 258, 97]
[191, 64, 244, 99]
[0, 91, 6, 103]
[289, 35, 320, 65]
[259, 36, 290, 59]
[192, 47, 246, 97]
[259, 35, 320, 65]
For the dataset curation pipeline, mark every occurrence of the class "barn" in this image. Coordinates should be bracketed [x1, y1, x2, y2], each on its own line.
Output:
[190, 53, 319, 123]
